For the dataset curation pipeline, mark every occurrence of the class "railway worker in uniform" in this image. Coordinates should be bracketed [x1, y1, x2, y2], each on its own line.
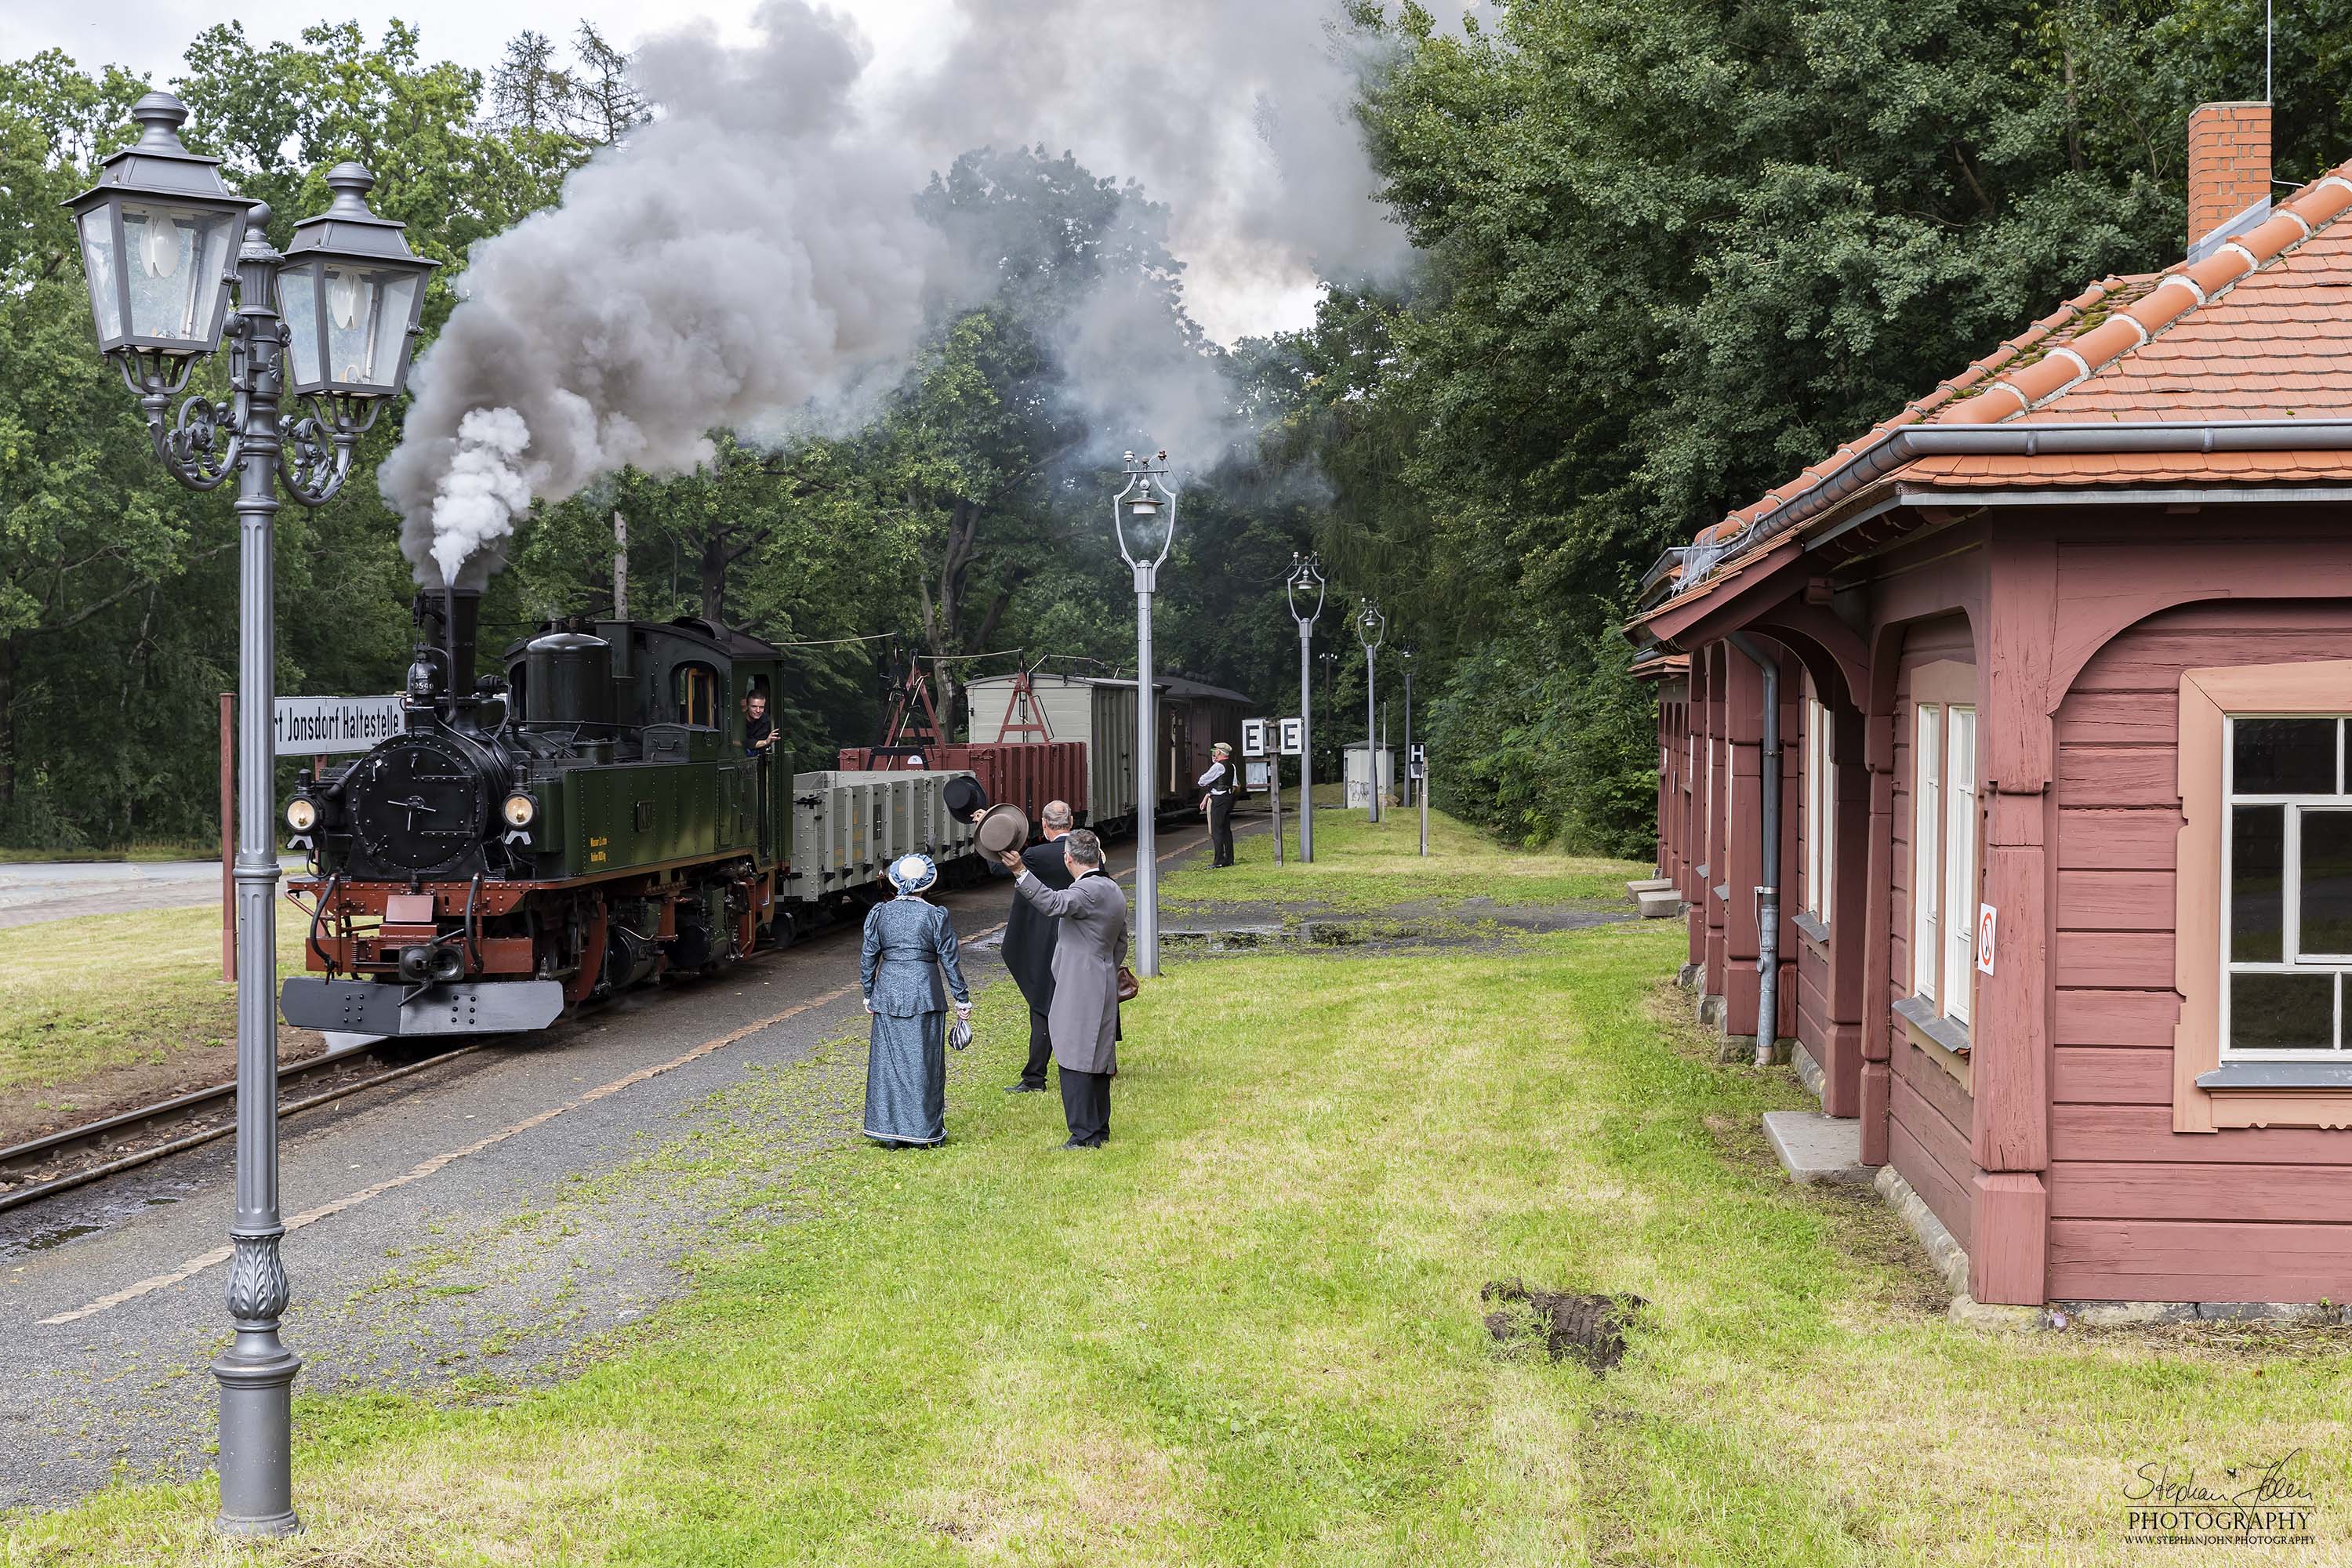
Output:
[859, 854, 973, 1149]
[1000, 800, 1076, 1094]
[1198, 740, 1242, 868]
[996, 829, 1127, 1149]
[742, 688, 777, 757]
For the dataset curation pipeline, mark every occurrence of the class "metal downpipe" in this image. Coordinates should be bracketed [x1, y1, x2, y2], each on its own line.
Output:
[1727, 634, 1780, 1068]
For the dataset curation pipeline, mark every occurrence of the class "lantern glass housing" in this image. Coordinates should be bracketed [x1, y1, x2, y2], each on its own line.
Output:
[1122, 493, 1171, 561]
[278, 257, 422, 394]
[278, 163, 438, 400]
[1112, 453, 1178, 569]
[64, 94, 246, 358]
[1287, 555, 1325, 623]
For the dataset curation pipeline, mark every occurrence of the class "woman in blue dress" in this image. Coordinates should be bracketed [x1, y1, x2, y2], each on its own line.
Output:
[859, 853, 972, 1147]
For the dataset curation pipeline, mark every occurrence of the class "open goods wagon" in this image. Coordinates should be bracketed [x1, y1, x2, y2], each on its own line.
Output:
[834, 742, 1091, 836]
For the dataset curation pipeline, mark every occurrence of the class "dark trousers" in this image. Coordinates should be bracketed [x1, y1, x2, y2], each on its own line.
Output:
[1059, 1066, 1111, 1145]
[1020, 1004, 1054, 1088]
[1208, 792, 1236, 866]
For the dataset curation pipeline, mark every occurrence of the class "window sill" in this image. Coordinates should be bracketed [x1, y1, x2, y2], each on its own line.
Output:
[2198, 1062, 2352, 1091]
[1793, 911, 1830, 946]
[1893, 994, 1971, 1058]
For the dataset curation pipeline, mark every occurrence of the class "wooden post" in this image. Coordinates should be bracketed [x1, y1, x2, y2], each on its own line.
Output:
[1859, 712, 1896, 1166]
[220, 691, 234, 983]
[1967, 535, 2060, 1306]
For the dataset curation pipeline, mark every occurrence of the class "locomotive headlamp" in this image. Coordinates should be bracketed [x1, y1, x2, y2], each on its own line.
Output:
[501, 792, 537, 829]
[285, 796, 319, 832]
[275, 165, 437, 400]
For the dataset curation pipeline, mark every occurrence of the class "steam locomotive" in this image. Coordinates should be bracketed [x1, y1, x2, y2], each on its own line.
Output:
[278, 590, 984, 1038]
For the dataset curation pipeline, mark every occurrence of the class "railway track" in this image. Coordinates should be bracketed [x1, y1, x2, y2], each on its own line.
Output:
[0, 1036, 492, 1217]
[0, 819, 1210, 1222]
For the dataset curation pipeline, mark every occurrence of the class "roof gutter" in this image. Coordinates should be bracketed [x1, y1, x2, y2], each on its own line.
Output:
[1703, 417, 2352, 579]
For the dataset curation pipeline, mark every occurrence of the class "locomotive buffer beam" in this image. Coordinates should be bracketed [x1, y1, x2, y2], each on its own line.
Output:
[280, 978, 565, 1037]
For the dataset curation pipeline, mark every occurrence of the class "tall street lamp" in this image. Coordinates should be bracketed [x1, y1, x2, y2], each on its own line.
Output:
[67, 94, 437, 1537]
[1357, 599, 1385, 822]
[1286, 554, 1325, 862]
[1399, 649, 1414, 810]
[1113, 449, 1176, 976]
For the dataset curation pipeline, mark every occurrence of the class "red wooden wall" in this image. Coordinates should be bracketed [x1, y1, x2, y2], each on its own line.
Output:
[2049, 598, 2352, 1301]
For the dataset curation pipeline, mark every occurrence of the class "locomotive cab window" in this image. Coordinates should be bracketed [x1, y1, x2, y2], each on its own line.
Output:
[675, 662, 720, 728]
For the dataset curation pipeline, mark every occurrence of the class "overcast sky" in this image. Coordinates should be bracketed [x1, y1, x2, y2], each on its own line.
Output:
[1, 0, 1327, 339]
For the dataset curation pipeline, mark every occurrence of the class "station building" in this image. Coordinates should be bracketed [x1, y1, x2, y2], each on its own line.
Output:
[1629, 103, 2352, 1312]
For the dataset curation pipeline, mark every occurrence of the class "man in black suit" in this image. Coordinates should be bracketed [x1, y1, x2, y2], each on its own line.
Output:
[1001, 799, 1076, 1093]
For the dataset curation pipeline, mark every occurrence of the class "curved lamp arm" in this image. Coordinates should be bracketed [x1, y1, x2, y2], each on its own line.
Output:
[114, 343, 243, 493]
[278, 392, 382, 506]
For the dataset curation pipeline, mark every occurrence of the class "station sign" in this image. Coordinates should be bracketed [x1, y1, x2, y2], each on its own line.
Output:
[1247, 718, 1309, 757]
[274, 695, 402, 756]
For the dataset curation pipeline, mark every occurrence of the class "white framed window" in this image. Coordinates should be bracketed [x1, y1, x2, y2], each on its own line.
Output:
[1803, 691, 1836, 926]
[1913, 702, 1940, 1002]
[1944, 708, 1977, 1025]
[2221, 714, 2352, 1058]
[1910, 700, 1978, 1020]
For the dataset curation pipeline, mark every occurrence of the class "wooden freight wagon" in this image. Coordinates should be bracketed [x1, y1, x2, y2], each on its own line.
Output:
[959, 671, 1254, 831]
[959, 673, 1142, 833]
[1628, 103, 2352, 1316]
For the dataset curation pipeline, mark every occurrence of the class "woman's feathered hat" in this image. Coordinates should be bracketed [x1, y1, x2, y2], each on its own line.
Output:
[887, 853, 938, 895]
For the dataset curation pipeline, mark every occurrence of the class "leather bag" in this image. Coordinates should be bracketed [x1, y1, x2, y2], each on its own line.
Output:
[1116, 966, 1141, 1004]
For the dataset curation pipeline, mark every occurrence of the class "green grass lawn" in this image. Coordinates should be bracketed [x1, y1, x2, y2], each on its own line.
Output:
[15, 830, 2352, 1564]
[0, 900, 314, 1109]
[1161, 792, 1644, 912]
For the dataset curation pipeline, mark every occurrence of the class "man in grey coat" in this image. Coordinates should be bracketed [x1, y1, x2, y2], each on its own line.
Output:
[996, 828, 1127, 1148]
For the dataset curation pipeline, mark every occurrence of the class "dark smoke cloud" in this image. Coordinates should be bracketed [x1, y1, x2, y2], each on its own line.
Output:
[383, 0, 1426, 586]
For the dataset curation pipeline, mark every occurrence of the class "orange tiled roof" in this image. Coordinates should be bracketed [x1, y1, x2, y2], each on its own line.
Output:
[1671, 160, 2352, 575]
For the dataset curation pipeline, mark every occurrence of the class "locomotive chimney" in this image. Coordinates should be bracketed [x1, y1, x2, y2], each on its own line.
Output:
[412, 587, 484, 712]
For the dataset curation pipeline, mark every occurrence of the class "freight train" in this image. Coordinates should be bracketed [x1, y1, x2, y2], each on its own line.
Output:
[277, 590, 983, 1040]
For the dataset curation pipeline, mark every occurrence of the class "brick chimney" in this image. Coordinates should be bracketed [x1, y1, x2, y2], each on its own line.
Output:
[2187, 100, 2272, 257]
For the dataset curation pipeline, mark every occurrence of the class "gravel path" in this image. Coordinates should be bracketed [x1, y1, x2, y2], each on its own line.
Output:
[0, 829, 1207, 1512]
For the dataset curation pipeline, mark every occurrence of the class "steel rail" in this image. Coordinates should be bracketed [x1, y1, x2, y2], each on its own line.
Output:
[0, 1048, 489, 1222]
[0, 1040, 486, 1216]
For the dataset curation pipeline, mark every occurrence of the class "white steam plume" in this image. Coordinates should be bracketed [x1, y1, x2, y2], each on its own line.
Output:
[385, 0, 1432, 586]
[379, 0, 943, 585]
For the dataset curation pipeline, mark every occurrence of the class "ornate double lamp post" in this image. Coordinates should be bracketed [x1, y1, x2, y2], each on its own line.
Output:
[1113, 449, 1178, 976]
[1286, 554, 1325, 861]
[1357, 598, 1385, 821]
[67, 92, 437, 1537]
